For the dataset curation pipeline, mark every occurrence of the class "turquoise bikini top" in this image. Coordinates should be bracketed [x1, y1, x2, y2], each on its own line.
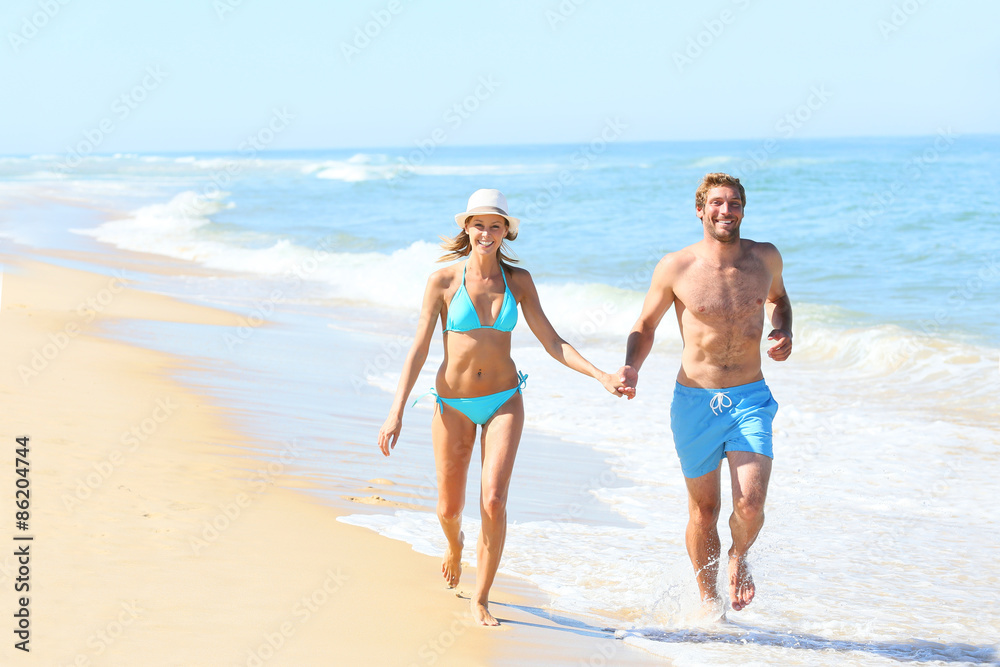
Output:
[444, 262, 518, 333]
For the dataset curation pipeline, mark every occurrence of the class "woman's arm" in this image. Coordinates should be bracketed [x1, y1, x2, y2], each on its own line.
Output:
[377, 272, 445, 456]
[514, 269, 622, 395]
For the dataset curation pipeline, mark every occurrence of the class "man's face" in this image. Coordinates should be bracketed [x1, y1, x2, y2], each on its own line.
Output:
[697, 185, 744, 243]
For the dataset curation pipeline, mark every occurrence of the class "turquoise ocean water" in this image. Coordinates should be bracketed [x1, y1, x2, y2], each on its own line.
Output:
[2, 136, 998, 665]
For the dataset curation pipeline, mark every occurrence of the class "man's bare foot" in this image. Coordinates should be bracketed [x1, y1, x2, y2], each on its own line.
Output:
[728, 551, 755, 611]
[442, 531, 463, 588]
[471, 598, 499, 626]
[690, 597, 727, 625]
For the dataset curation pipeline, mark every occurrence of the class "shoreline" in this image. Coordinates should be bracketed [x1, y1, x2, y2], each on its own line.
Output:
[0, 144, 996, 665]
[0, 253, 656, 665]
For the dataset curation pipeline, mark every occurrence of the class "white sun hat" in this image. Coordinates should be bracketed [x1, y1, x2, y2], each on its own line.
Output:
[454, 189, 520, 236]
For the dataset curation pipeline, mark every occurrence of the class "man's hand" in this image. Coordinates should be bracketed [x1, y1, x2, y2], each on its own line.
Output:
[615, 365, 638, 399]
[766, 329, 792, 361]
[598, 370, 627, 396]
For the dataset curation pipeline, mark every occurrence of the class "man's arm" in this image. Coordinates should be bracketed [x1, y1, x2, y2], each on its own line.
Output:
[762, 244, 792, 362]
[617, 254, 678, 398]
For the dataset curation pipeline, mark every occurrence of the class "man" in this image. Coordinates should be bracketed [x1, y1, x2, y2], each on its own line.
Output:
[617, 172, 792, 615]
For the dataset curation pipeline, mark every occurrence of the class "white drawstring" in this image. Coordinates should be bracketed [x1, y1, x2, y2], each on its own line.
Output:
[709, 392, 732, 415]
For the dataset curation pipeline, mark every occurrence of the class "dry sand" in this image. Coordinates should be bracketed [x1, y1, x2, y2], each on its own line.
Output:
[0, 257, 654, 666]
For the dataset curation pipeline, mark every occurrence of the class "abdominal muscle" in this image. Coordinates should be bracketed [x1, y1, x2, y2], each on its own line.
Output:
[436, 330, 519, 398]
[676, 314, 765, 389]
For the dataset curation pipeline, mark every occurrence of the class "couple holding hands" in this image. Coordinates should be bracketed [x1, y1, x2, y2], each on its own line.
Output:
[377, 173, 793, 625]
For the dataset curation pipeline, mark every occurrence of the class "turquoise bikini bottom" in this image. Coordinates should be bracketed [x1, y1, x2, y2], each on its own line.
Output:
[414, 372, 528, 426]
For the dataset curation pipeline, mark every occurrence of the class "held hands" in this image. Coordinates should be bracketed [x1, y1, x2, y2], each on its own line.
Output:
[598, 370, 626, 396]
[612, 365, 637, 399]
[377, 413, 402, 457]
[766, 329, 793, 361]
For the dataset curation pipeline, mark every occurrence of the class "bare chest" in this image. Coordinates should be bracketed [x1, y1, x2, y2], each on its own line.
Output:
[676, 263, 772, 322]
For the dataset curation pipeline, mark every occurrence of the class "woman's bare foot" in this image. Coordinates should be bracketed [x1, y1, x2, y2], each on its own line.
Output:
[728, 551, 755, 611]
[471, 597, 499, 626]
[442, 531, 463, 588]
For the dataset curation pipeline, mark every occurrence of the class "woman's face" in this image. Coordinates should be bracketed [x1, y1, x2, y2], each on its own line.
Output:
[465, 214, 508, 255]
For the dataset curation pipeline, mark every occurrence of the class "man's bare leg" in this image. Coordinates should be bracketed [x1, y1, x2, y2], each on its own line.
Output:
[471, 395, 523, 626]
[431, 405, 476, 588]
[684, 464, 724, 613]
[726, 450, 772, 611]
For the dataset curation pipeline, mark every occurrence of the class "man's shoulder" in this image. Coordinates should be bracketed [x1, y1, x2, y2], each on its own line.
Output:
[741, 239, 783, 272]
[647, 247, 697, 293]
[657, 246, 698, 272]
[743, 238, 779, 255]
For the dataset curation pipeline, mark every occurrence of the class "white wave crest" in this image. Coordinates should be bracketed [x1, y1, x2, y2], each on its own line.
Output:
[305, 153, 560, 182]
[72, 189, 233, 257]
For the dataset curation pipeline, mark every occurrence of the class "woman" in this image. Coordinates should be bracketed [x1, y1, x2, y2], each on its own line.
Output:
[378, 188, 622, 626]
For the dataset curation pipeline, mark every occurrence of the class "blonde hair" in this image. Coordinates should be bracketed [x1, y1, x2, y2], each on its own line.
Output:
[438, 217, 519, 265]
[695, 172, 747, 210]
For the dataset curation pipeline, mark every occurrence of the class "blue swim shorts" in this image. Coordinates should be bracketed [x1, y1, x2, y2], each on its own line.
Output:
[670, 379, 778, 479]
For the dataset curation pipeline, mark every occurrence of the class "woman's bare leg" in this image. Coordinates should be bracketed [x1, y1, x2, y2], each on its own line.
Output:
[431, 402, 476, 588]
[471, 392, 524, 625]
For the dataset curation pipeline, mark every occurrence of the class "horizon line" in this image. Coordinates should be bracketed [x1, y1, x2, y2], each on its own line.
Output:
[3, 130, 996, 160]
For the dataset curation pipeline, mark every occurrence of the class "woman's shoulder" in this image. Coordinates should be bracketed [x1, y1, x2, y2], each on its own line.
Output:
[428, 262, 463, 289]
[504, 264, 531, 282]
[504, 264, 534, 300]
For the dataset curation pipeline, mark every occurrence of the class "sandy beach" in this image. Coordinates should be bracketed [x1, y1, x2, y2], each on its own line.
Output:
[5, 1, 1000, 662]
[0, 255, 655, 665]
[1, 142, 994, 666]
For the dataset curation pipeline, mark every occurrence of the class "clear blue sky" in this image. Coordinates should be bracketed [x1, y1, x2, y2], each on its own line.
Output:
[2, 0, 997, 154]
